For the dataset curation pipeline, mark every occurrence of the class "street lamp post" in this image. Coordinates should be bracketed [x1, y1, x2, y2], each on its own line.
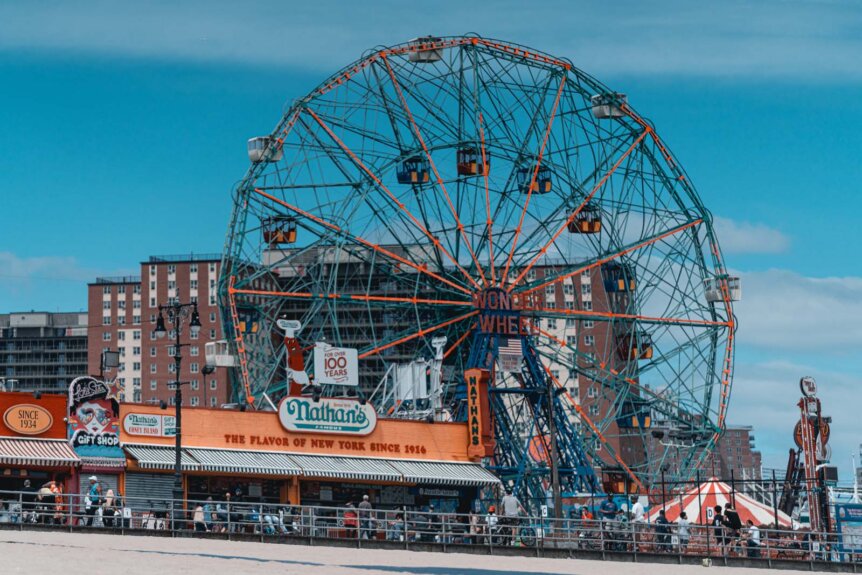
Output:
[154, 300, 201, 525]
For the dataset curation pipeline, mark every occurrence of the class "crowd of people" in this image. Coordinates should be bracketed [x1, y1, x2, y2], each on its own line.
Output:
[0, 482, 858, 563]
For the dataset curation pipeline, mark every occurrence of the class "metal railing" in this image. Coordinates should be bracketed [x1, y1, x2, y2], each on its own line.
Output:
[0, 489, 860, 568]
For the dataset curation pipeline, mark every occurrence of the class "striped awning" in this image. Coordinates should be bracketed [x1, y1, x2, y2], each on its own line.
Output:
[389, 460, 501, 486]
[0, 438, 79, 467]
[288, 454, 402, 482]
[124, 444, 200, 471]
[185, 448, 302, 475]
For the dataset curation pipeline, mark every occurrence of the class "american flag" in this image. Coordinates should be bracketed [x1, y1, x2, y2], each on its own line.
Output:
[497, 337, 523, 373]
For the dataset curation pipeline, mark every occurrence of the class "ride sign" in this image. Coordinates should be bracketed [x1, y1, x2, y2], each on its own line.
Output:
[313, 342, 358, 387]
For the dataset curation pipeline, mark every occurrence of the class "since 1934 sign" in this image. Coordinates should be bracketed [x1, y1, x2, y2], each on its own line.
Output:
[278, 396, 376, 435]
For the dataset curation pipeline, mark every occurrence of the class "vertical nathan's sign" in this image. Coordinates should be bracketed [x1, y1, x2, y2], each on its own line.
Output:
[465, 368, 494, 459]
[313, 342, 358, 387]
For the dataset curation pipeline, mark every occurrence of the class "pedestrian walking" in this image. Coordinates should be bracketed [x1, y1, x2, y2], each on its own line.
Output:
[358, 494, 373, 539]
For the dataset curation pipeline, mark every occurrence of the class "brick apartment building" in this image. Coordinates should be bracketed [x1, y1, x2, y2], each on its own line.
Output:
[0, 311, 88, 393]
[646, 424, 762, 481]
[87, 254, 229, 407]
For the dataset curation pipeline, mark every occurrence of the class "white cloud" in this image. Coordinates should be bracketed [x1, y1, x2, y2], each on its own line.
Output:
[728, 359, 861, 480]
[713, 217, 790, 254]
[0, 1, 861, 80]
[734, 269, 862, 352]
[0, 252, 92, 283]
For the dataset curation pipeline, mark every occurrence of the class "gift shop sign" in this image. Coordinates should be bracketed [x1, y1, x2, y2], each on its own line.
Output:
[3, 404, 53, 436]
[278, 397, 376, 435]
[123, 413, 176, 437]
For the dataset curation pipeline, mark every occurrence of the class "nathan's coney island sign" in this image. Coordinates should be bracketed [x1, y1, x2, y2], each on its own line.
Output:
[278, 397, 376, 436]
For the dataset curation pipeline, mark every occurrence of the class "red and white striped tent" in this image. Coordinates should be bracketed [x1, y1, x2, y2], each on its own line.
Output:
[648, 478, 792, 528]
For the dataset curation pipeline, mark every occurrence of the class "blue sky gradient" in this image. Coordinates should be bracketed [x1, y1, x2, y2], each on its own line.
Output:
[1, 1, 860, 477]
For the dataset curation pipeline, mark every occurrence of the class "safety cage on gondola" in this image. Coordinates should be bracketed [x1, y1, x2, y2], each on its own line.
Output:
[616, 329, 653, 361]
[590, 93, 628, 119]
[703, 275, 742, 303]
[601, 261, 636, 293]
[456, 147, 490, 176]
[567, 203, 602, 234]
[516, 163, 552, 194]
[262, 215, 297, 246]
[396, 155, 431, 185]
[247, 136, 284, 163]
[616, 396, 652, 429]
[408, 36, 443, 64]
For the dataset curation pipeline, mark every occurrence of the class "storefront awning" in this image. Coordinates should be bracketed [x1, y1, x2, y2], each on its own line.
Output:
[185, 448, 302, 476]
[389, 460, 502, 486]
[124, 444, 200, 471]
[0, 438, 79, 467]
[288, 454, 402, 482]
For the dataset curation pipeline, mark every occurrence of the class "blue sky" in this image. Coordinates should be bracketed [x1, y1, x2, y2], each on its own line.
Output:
[0, 0, 861, 478]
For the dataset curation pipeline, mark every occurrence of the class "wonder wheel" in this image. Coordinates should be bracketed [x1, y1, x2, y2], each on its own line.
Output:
[219, 35, 738, 499]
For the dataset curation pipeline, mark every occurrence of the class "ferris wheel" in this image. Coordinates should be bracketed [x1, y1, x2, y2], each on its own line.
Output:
[219, 35, 739, 493]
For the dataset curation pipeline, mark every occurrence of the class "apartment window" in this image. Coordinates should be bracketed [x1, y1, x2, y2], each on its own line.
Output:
[133, 346, 141, 355]
[583, 301, 593, 311]
[209, 279, 216, 289]
[150, 364, 157, 374]
[551, 370, 560, 380]
[563, 284, 574, 295]
[149, 297, 156, 308]
[133, 391, 141, 403]
[587, 386, 598, 398]
[190, 296, 198, 304]
[168, 346, 177, 356]
[526, 269, 536, 281]
[190, 396, 200, 407]
[133, 377, 141, 388]
[168, 265, 176, 274]
[133, 330, 141, 340]
[190, 363, 199, 373]
[102, 286, 111, 295]
[584, 320, 594, 329]
[190, 346, 199, 357]
[150, 265, 156, 276]
[190, 280, 198, 290]
[589, 405, 600, 417]
[119, 348, 126, 357]
[209, 263, 216, 273]
[566, 318, 577, 328]
[150, 379, 158, 390]
[210, 397, 218, 407]
[103, 301, 111, 310]
[149, 281, 155, 290]
[546, 300, 556, 309]
[102, 316, 111, 326]
[191, 379, 199, 390]
[584, 335, 595, 346]
[546, 319, 557, 330]
[581, 270, 590, 280]
[209, 329, 216, 339]
[132, 362, 141, 371]
[118, 316, 126, 326]
[209, 295, 217, 307]
[134, 285, 141, 294]
[150, 347, 157, 357]
[149, 314, 156, 324]
[102, 332, 111, 341]
[190, 264, 198, 273]
[168, 280, 176, 290]
[210, 379, 217, 390]
[118, 331, 126, 341]
[133, 300, 141, 309]
[565, 301, 574, 310]
[118, 285, 126, 294]
[133, 315, 141, 325]
[209, 312, 216, 323]
[566, 336, 577, 346]
[581, 283, 591, 295]
[118, 300, 126, 310]
[168, 364, 176, 374]
[169, 396, 175, 406]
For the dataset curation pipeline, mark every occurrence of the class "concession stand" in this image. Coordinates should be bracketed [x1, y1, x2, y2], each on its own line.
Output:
[119, 397, 499, 514]
[0, 392, 78, 494]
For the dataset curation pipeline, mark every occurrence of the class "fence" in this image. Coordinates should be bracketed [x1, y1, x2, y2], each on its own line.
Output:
[0, 488, 860, 569]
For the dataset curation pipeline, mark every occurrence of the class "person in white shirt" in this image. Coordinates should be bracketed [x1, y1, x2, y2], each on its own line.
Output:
[746, 519, 761, 558]
[677, 511, 691, 551]
[630, 496, 645, 522]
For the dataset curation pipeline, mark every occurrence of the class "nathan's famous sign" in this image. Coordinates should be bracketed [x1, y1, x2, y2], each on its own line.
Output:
[278, 396, 377, 436]
[473, 288, 541, 336]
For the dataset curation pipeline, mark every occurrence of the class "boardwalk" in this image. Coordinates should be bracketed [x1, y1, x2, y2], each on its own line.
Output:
[1, 529, 821, 575]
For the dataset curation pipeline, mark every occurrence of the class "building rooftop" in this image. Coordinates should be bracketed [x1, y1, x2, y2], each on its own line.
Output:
[90, 275, 142, 285]
[146, 253, 222, 264]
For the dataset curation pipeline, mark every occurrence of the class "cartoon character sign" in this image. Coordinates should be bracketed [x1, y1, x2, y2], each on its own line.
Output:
[68, 376, 123, 457]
